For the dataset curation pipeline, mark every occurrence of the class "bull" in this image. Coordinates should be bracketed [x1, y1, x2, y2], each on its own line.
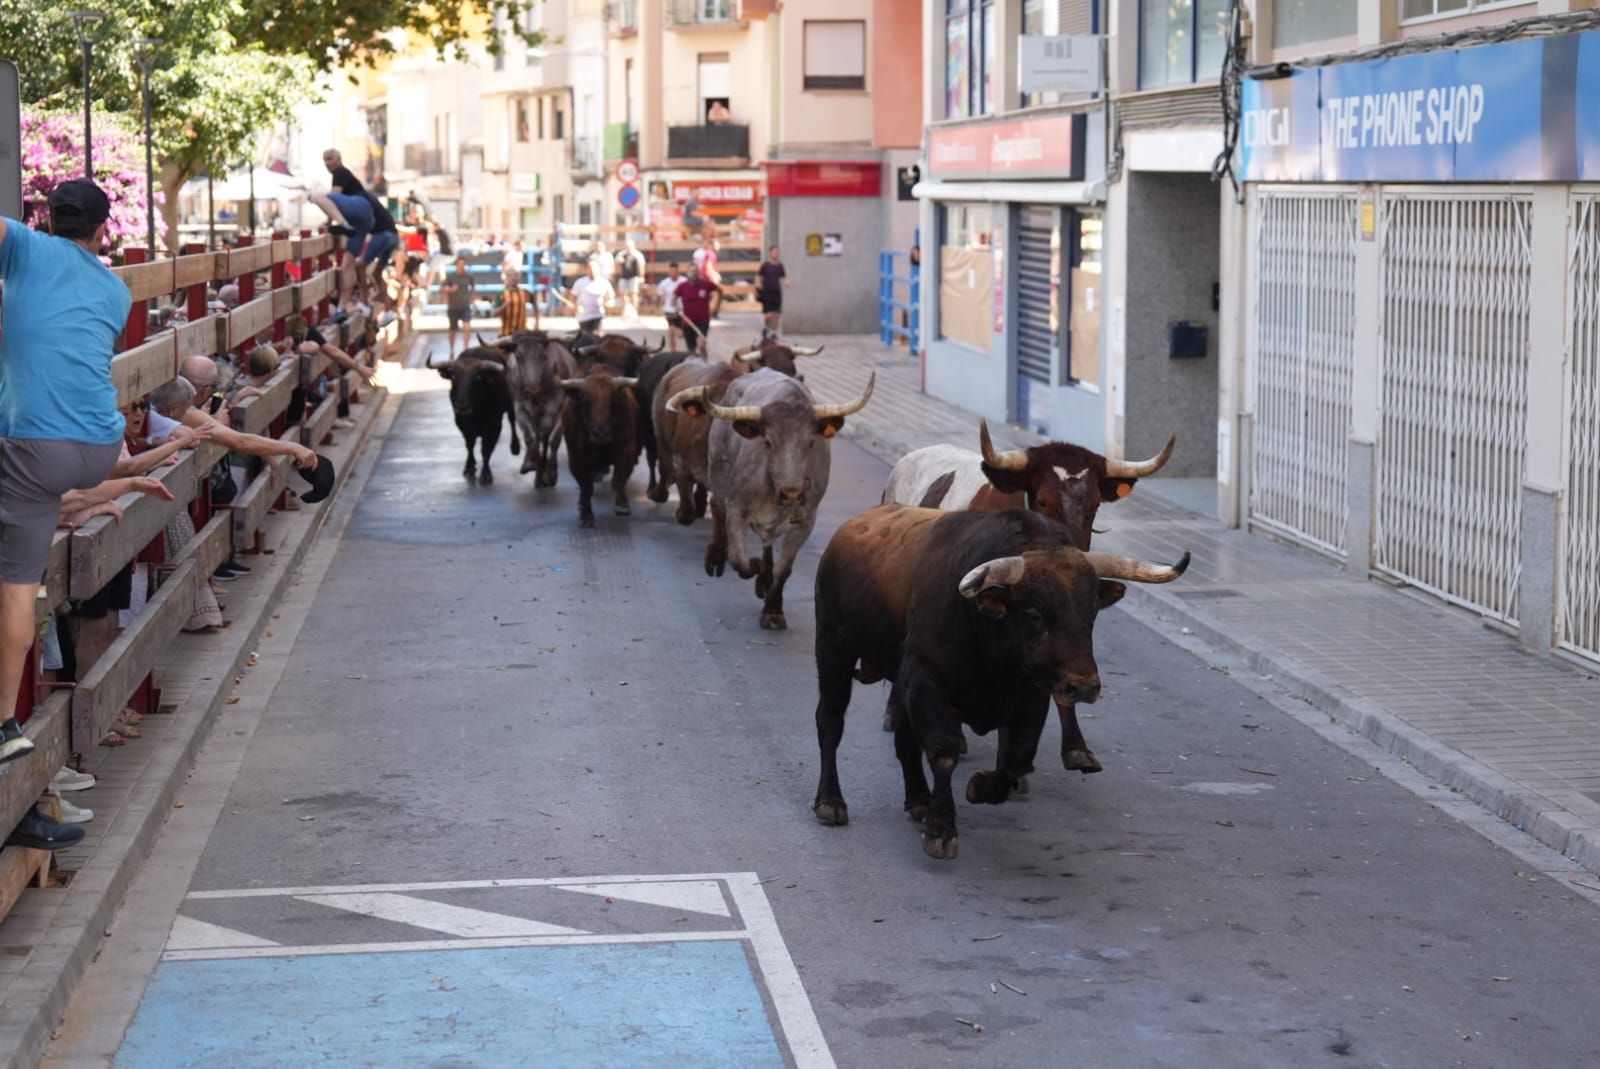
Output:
[427, 347, 521, 485]
[486, 332, 577, 488]
[728, 339, 824, 380]
[572, 333, 665, 377]
[653, 358, 740, 523]
[881, 420, 1176, 774]
[561, 365, 641, 528]
[669, 368, 874, 630]
[811, 505, 1189, 859]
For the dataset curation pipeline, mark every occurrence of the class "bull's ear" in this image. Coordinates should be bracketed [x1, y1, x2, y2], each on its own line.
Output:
[682, 400, 707, 418]
[974, 590, 1010, 618]
[732, 419, 763, 440]
[1096, 580, 1127, 609]
[815, 416, 843, 438]
[980, 462, 1031, 495]
[1099, 476, 1137, 503]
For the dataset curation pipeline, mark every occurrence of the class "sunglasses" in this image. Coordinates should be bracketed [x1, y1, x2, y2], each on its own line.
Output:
[128, 400, 150, 412]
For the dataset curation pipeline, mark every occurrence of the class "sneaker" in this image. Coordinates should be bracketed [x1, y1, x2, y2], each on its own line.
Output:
[51, 794, 93, 824]
[213, 564, 241, 582]
[5, 806, 85, 850]
[0, 719, 34, 765]
[50, 767, 95, 792]
[333, 417, 356, 430]
[224, 560, 251, 575]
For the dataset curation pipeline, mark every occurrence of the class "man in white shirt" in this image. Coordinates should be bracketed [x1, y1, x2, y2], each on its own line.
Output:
[562, 261, 615, 334]
[656, 260, 685, 350]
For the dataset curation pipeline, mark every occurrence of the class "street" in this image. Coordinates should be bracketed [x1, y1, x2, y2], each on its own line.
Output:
[38, 334, 1600, 1069]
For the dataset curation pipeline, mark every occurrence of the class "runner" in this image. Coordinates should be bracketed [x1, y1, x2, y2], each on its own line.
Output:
[675, 264, 721, 356]
[757, 245, 788, 336]
[656, 261, 685, 351]
[560, 261, 615, 335]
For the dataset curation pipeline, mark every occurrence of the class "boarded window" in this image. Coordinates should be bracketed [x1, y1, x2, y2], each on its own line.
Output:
[938, 203, 994, 352]
[804, 21, 866, 91]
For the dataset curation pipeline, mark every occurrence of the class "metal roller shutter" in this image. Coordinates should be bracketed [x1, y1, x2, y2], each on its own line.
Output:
[1016, 205, 1056, 387]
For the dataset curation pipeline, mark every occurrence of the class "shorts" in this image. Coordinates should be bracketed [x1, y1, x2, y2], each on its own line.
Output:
[759, 291, 782, 314]
[579, 316, 603, 334]
[404, 254, 424, 281]
[617, 277, 640, 295]
[327, 193, 375, 256]
[683, 316, 711, 343]
[664, 313, 682, 329]
[448, 307, 472, 329]
[360, 228, 399, 266]
[0, 438, 122, 584]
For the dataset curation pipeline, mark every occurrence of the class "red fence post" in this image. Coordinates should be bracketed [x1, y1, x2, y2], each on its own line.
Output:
[121, 247, 149, 350]
[236, 235, 255, 304]
[183, 242, 208, 322]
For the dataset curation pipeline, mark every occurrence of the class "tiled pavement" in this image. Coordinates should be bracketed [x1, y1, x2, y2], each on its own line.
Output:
[719, 320, 1600, 878]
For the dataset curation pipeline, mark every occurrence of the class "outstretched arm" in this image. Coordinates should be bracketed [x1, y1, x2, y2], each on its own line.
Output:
[112, 423, 216, 476]
[307, 340, 375, 382]
[180, 409, 317, 468]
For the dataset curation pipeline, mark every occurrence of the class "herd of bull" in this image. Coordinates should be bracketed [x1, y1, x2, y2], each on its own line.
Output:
[427, 331, 1191, 860]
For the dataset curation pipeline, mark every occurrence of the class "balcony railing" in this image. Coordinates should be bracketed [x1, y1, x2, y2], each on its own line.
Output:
[603, 122, 638, 161]
[572, 136, 602, 177]
[609, 0, 638, 34]
[667, 122, 749, 161]
[402, 143, 447, 175]
[667, 0, 739, 28]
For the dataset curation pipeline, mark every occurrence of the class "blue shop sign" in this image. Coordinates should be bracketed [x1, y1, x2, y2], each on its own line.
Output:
[1240, 29, 1598, 182]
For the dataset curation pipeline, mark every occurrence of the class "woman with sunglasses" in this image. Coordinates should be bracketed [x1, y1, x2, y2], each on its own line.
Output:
[111, 399, 213, 477]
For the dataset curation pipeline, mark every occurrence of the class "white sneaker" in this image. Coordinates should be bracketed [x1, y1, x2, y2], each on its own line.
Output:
[333, 417, 356, 430]
[53, 794, 93, 824]
[50, 767, 96, 792]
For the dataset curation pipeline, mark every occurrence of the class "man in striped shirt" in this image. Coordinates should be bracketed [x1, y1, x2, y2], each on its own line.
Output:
[494, 270, 537, 334]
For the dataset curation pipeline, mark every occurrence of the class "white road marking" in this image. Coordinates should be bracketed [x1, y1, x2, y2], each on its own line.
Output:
[724, 874, 836, 1069]
[189, 872, 759, 899]
[1178, 781, 1276, 796]
[558, 879, 732, 918]
[163, 929, 746, 962]
[166, 916, 280, 951]
[296, 892, 589, 938]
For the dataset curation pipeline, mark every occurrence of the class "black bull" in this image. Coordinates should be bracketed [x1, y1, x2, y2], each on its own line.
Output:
[428, 347, 520, 485]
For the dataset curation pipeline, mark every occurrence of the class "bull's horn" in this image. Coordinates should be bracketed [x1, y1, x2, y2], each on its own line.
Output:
[665, 386, 707, 413]
[492, 334, 518, 348]
[979, 419, 1029, 472]
[733, 346, 763, 363]
[649, 336, 666, 353]
[958, 556, 1028, 597]
[574, 343, 598, 356]
[706, 396, 765, 422]
[613, 377, 639, 388]
[476, 332, 491, 347]
[1085, 550, 1191, 584]
[813, 372, 875, 420]
[1106, 433, 1177, 478]
[558, 377, 588, 388]
[790, 344, 824, 356]
[425, 352, 436, 369]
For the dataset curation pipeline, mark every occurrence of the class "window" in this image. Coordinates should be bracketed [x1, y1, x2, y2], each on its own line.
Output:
[537, 98, 546, 140]
[1399, 0, 1518, 21]
[698, 54, 731, 123]
[554, 104, 565, 141]
[944, 0, 995, 119]
[1069, 213, 1102, 387]
[515, 99, 530, 143]
[938, 203, 994, 352]
[1273, 0, 1356, 46]
[1139, 0, 1228, 89]
[803, 21, 866, 91]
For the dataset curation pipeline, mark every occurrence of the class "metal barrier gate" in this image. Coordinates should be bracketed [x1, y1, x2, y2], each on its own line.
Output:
[1248, 189, 1359, 556]
[1563, 195, 1600, 663]
[1375, 191, 1532, 624]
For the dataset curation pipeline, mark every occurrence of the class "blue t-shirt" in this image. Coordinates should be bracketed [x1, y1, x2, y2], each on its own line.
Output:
[0, 218, 130, 444]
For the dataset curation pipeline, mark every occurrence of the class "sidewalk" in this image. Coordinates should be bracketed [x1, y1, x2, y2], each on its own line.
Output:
[738, 324, 1600, 879]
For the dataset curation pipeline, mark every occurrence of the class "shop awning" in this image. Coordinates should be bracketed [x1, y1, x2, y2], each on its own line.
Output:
[911, 178, 1106, 205]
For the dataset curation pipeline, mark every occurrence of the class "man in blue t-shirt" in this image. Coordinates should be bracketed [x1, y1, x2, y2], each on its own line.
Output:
[0, 179, 131, 763]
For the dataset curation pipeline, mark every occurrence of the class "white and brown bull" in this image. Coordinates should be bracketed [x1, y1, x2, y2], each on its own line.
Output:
[667, 368, 874, 629]
[881, 420, 1176, 775]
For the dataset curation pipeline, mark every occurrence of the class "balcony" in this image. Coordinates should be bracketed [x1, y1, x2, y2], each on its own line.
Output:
[667, 123, 749, 163]
[402, 143, 447, 175]
[603, 122, 638, 162]
[572, 136, 602, 178]
[667, 0, 741, 29]
[608, 0, 638, 35]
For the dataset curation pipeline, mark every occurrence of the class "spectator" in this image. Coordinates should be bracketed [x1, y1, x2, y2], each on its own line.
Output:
[151, 369, 317, 471]
[657, 260, 685, 350]
[560, 261, 614, 335]
[114, 399, 213, 474]
[0, 180, 130, 766]
[216, 283, 241, 310]
[306, 189, 374, 308]
[675, 263, 721, 356]
[616, 238, 646, 321]
[441, 257, 477, 356]
[323, 149, 399, 306]
[756, 245, 788, 336]
[707, 100, 732, 124]
[589, 242, 616, 288]
[693, 237, 722, 286]
[228, 345, 291, 406]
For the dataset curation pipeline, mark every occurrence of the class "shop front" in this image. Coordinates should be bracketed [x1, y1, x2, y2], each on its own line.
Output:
[914, 107, 1107, 444]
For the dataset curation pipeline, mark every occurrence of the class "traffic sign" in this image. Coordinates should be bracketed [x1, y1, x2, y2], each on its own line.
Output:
[617, 183, 641, 210]
[616, 160, 640, 184]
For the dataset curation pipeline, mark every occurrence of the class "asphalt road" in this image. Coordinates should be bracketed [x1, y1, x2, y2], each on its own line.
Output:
[59, 345, 1600, 1069]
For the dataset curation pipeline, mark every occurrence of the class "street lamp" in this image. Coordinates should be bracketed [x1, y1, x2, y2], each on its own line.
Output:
[133, 38, 162, 254]
[68, 10, 107, 180]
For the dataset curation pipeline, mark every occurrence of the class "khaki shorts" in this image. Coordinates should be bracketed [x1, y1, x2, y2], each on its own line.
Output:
[0, 438, 121, 583]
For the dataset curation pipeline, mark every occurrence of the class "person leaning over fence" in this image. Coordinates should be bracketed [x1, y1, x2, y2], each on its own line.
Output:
[0, 180, 133, 765]
[324, 149, 400, 307]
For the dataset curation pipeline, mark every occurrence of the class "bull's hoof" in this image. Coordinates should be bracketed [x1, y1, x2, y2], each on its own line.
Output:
[920, 833, 959, 861]
[614, 500, 631, 516]
[479, 469, 494, 486]
[675, 505, 695, 525]
[578, 512, 596, 529]
[1063, 748, 1103, 774]
[520, 457, 536, 474]
[648, 485, 670, 504]
[735, 560, 760, 581]
[463, 467, 476, 481]
[509, 438, 521, 456]
[759, 611, 787, 630]
[705, 549, 727, 577]
[539, 468, 559, 488]
[965, 771, 1012, 806]
[813, 800, 849, 826]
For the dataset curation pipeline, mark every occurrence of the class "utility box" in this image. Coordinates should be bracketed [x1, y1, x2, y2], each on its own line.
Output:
[1169, 320, 1209, 359]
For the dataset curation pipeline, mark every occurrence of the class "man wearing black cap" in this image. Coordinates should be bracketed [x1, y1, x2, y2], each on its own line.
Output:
[0, 180, 130, 764]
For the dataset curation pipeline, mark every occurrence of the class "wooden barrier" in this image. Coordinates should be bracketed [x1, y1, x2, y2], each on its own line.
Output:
[303, 394, 339, 450]
[170, 513, 232, 581]
[68, 450, 207, 599]
[226, 455, 290, 548]
[231, 367, 298, 436]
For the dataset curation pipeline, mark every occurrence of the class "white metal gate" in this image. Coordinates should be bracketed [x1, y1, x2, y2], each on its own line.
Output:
[1249, 190, 1359, 556]
[1562, 195, 1600, 661]
[1375, 192, 1531, 623]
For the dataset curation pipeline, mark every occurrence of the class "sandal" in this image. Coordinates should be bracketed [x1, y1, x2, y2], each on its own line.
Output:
[101, 731, 126, 747]
[113, 718, 142, 739]
[119, 708, 144, 726]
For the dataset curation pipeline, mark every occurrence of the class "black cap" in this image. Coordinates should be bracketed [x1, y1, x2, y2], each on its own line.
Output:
[48, 179, 111, 227]
[296, 454, 336, 503]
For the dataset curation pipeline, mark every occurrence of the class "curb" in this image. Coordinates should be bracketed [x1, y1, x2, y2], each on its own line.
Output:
[0, 385, 393, 1069]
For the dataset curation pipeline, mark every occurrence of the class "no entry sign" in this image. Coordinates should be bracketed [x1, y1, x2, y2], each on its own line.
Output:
[616, 160, 640, 184]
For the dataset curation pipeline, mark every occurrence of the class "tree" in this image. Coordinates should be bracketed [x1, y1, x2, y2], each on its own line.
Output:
[244, 0, 542, 73]
[20, 109, 159, 253]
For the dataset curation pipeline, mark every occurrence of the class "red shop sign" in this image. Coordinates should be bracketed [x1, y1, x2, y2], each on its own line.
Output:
[674, 181, 764, 205]
[763, 160, 881, 198]
[928, 113, 1085, 180]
